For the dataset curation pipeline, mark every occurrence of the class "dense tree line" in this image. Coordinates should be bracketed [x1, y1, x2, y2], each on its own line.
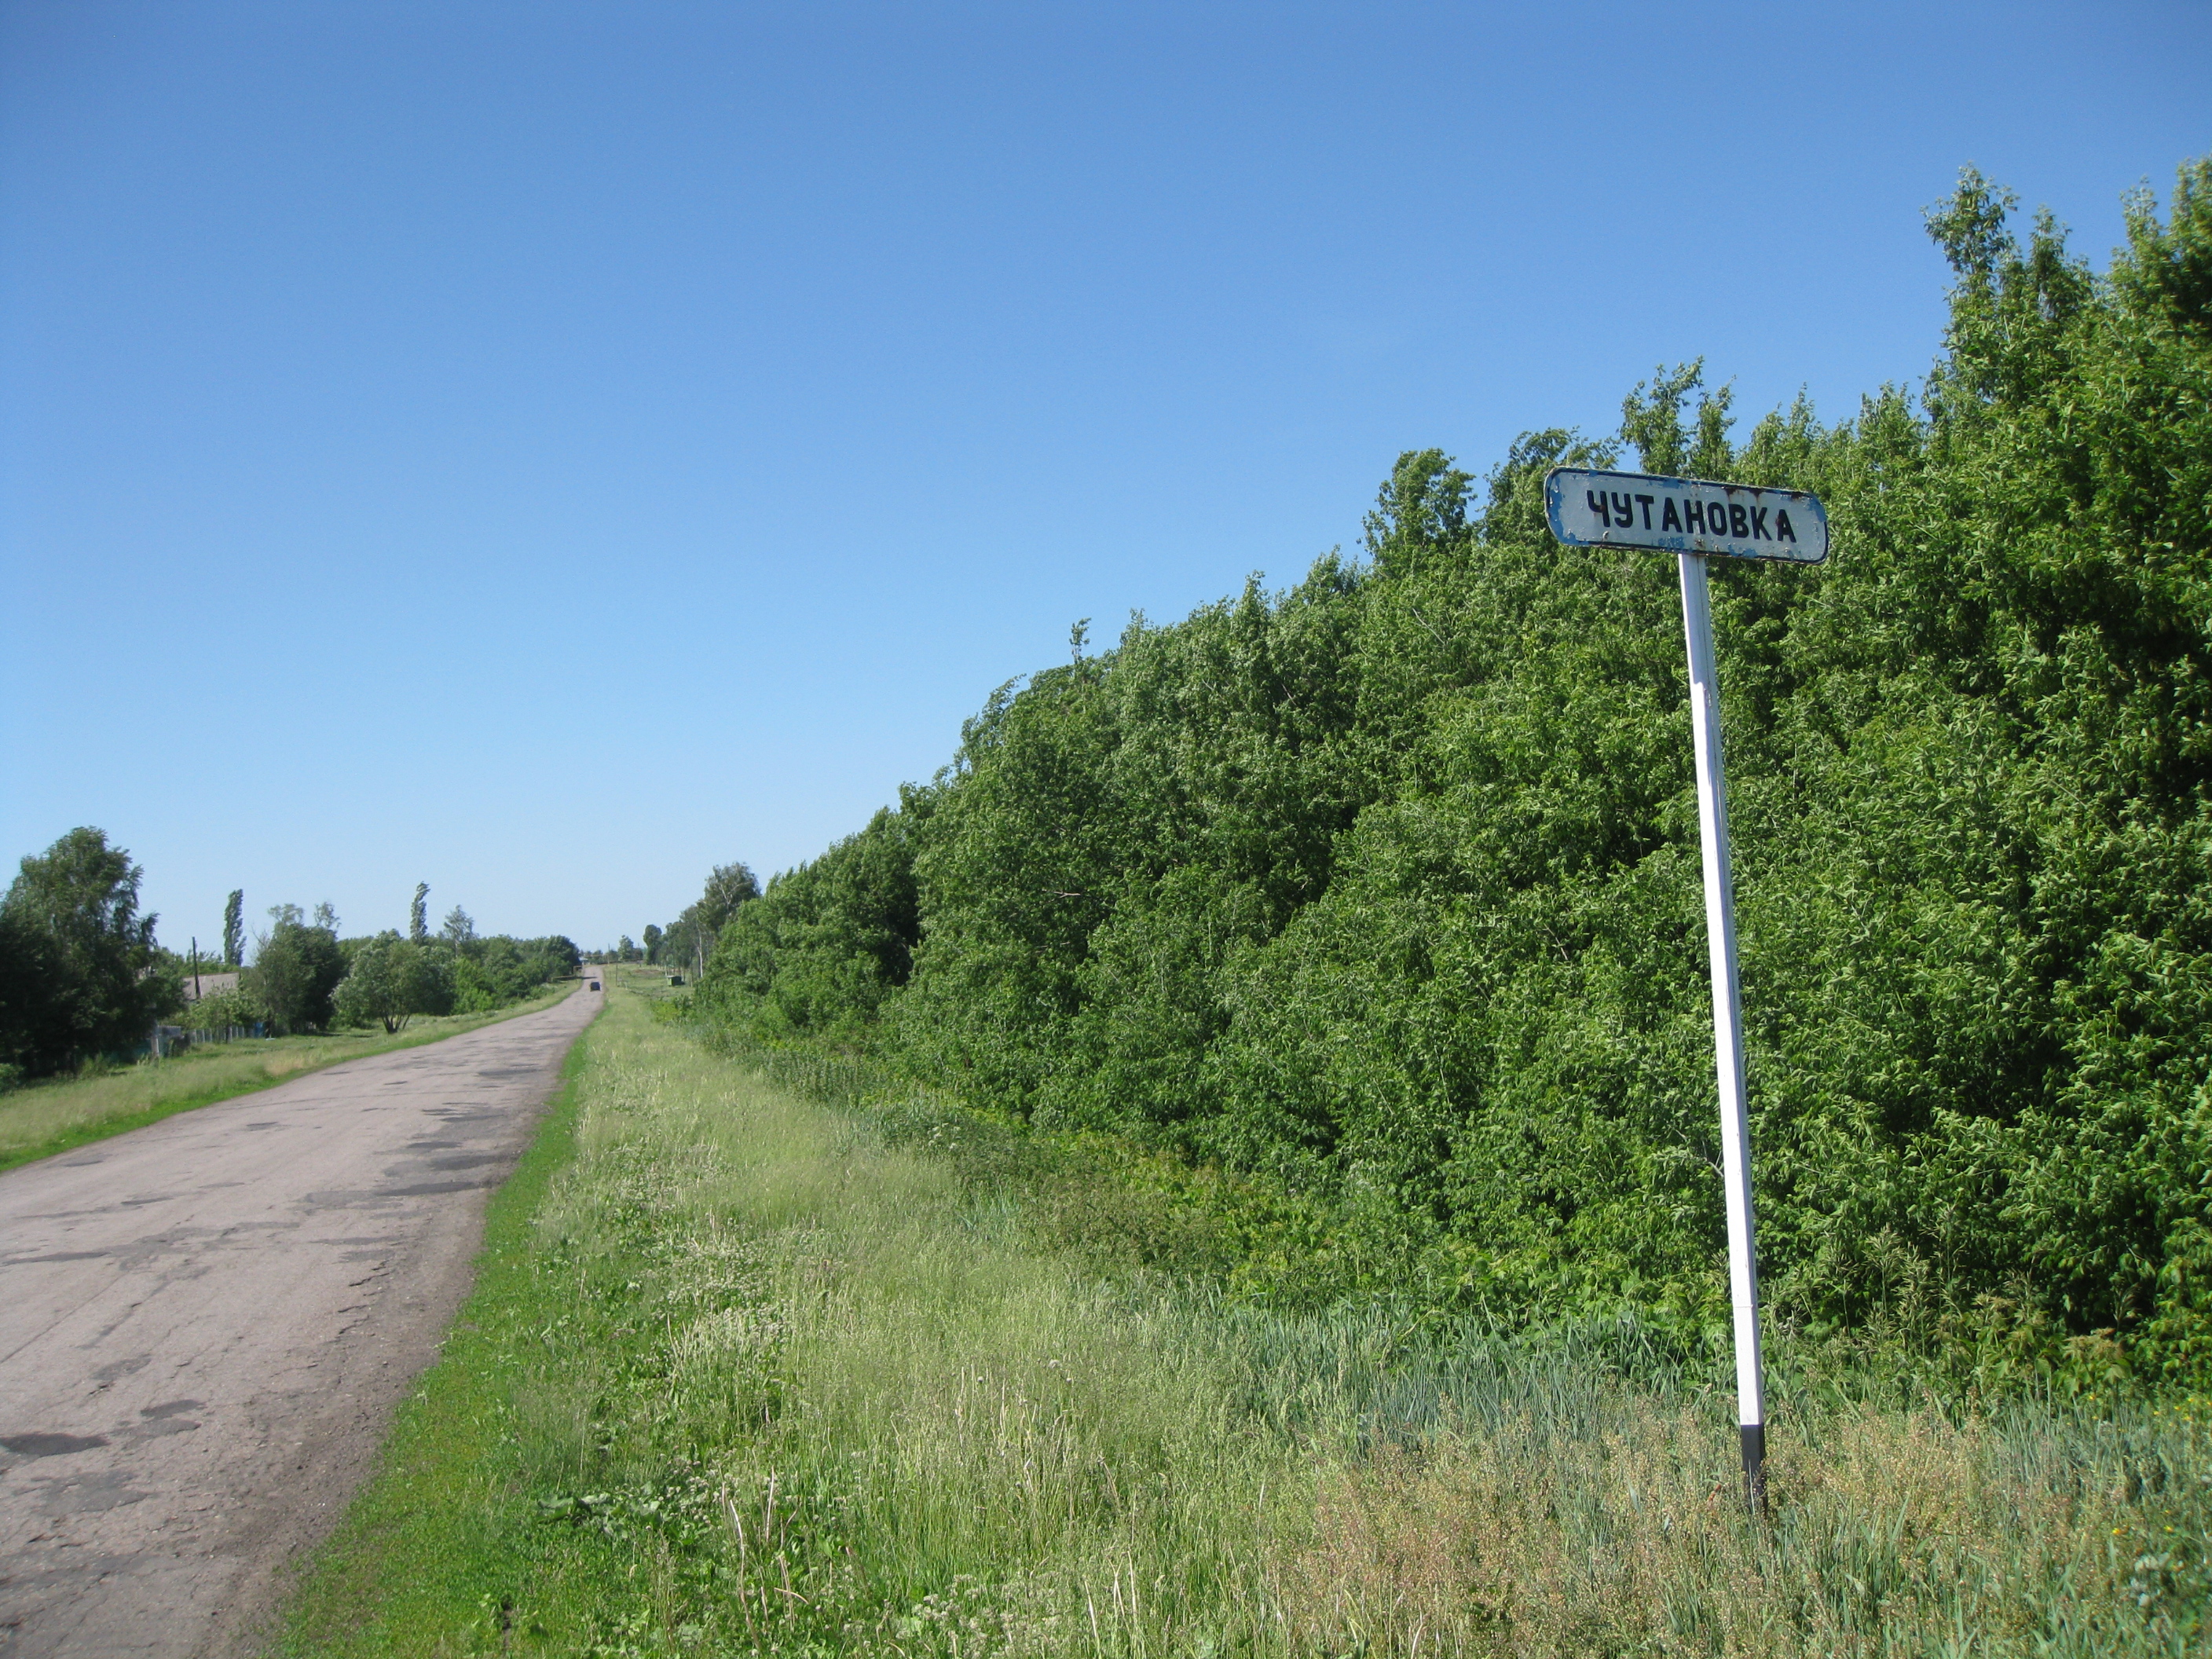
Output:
[328, 913, 580, 1033]
[199, 895, 577, 1035]
[689, 163, 2212, 1375]
[644, 863, 760, 976]
[0, 840, 580, 1077]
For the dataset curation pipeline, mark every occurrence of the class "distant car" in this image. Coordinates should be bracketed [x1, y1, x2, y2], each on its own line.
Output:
[668, 974, 684, 986]
[588, 980, 601, 991]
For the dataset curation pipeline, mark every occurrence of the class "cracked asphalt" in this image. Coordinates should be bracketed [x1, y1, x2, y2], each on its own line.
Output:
[0, 981, 600, 1657]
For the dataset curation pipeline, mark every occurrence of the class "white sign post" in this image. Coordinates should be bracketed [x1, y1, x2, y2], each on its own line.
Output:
[1544, 466, 1829, 1514]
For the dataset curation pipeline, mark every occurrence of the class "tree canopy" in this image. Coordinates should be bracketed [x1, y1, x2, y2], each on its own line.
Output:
[246, 905, 349, 1035]
[0, 828, 175, 1077]
[651, 862, 760, 975]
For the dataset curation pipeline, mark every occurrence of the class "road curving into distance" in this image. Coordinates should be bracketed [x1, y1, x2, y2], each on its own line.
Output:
[0, 977, 603, 1657]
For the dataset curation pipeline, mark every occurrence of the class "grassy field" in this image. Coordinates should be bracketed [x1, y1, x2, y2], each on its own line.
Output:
[0, 981, 579, 1174]
[273, 969, 2212, 1657]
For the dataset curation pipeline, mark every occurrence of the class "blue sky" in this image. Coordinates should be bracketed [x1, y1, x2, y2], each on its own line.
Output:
[3, 1, 2207, 952]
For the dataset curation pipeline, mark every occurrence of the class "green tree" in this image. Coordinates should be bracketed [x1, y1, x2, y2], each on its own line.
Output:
[409, 883, 430, 944]
[246, 905, 348, 1035]
[333, 933, 454, 1032]
[530, 935, 582, 980]
[441, 905, 475, 949]
[221, 888, 245, 968]
[700, 804, 928, 1042]
[1361, 447, 1473, 576]
[701, 862, 760, 924]
[0, 828, 176, 1076]
[657, 862, 761, 978]
[0, 908, 66, 1086]
[440, 934, 577, 1012]
[643, 923, 663, 963]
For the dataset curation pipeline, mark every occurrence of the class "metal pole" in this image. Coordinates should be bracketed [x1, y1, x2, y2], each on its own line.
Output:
[1677, 550, 1767, 1514]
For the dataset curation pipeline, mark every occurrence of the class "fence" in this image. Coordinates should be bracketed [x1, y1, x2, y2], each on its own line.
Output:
[145, 1022, 269, 1058]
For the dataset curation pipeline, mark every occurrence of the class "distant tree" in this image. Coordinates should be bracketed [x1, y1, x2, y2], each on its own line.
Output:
[643, 924, 663, 962]
[454, 938, 518, 1009]
[221, 889, 245, 968]
[536, 935, 581, 978]
[246, 904, 348, 1035]
[409, 883, 430, 944]
[617, 934, 639, 961]
[657, 861, 760, 979]
[334, 932, 453, 1033]
[0, 828, 176, 1077]
[312, 900, 339, 932]
[701, 863, 760, 932]
[441, 905, 476, 949]
[439, 933, 580, 1012]
[697, 806, 922, 1043]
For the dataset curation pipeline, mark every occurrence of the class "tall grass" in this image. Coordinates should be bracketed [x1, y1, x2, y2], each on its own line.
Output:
[0, 982, 575, 1171]
[277, 976, 2212, 1656]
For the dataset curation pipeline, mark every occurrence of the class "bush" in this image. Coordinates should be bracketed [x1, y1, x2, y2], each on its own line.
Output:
[185, 987, 261, 1035]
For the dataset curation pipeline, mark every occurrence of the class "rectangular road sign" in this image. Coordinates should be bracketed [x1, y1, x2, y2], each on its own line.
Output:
[1545, 467, 1828, 565]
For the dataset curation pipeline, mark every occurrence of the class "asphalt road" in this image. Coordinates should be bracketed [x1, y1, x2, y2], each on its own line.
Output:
[0, 981, 602, 1657]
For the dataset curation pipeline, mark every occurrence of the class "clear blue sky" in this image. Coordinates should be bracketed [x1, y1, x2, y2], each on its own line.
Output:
[4, 2, 2207, 953]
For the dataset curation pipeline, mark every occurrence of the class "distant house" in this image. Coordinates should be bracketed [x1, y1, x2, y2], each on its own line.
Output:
[182, 972, 240, 1003]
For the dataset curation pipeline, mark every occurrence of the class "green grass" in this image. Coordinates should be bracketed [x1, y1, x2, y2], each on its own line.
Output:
[273, 971, 2212, 1657]
[0, 982, 579, 1174]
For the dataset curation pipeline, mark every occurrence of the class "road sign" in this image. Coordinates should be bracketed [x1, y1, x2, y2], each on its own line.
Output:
[1544, 467, 1829, 565]
[1544, 463, 1832, 1514]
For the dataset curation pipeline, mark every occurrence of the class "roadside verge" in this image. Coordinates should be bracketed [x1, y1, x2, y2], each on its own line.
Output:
[268, 969, 2212, 1656]
[0, 980, 583, 1174]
